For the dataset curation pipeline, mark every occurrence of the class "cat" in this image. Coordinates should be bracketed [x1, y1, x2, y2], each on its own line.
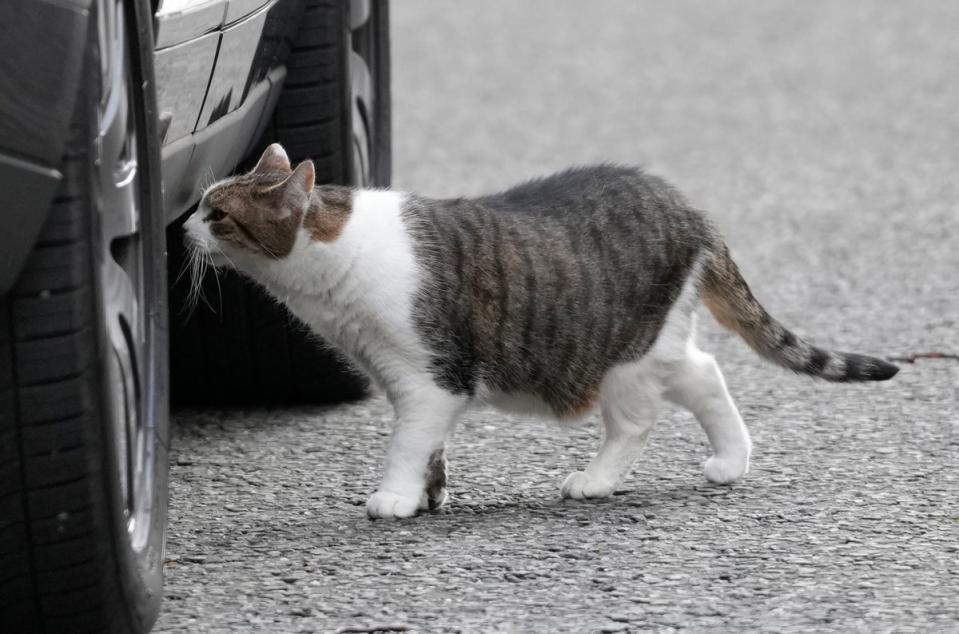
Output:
[183, 143, 899, 519]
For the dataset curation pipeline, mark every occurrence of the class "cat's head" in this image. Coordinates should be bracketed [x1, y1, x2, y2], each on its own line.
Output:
[184, 143, 316, 264]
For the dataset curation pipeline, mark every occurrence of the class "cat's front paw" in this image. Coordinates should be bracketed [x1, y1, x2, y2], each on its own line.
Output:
[703, 454, 749, 484]
[561, 471, 617, 499]
[366, 491, 421, 519]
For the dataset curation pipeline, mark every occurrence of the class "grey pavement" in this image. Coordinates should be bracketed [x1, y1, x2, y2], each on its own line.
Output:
[155, 1, 959, 632]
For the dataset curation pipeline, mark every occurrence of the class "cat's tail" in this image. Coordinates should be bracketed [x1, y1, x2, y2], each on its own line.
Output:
[701, 242, 899, 382]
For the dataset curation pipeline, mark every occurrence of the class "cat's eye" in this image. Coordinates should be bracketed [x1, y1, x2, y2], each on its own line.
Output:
[206, 207, 227, 222]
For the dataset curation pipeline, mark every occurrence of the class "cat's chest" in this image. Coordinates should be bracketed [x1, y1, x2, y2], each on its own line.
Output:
[274, 259, 423, 361]
[280, 282, 363, 339]
[265, 189, 430, 378]
[284, 294, 341, 331]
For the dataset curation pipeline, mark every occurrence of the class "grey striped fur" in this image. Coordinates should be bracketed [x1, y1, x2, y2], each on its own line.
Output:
[403, 165, 897, 415]
[702, 243, 899, 382]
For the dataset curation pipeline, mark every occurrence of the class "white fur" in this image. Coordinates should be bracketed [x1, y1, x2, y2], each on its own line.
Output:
[184, 192, 752, 519]
[561, 270, 752, 499]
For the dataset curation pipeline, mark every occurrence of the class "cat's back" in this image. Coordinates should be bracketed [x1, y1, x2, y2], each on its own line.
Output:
[401, 165, 715, 411]
[475, 163, 692, 225]
[401, 164, 711, 271]
[404, 164, 710, 263]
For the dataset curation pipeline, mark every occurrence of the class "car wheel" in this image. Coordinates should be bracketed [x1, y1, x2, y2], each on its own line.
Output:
[0, 1, 168, 632]
[168, 0, 390, 406]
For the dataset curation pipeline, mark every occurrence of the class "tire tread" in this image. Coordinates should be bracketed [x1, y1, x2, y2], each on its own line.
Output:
[1, 10, 168, 626]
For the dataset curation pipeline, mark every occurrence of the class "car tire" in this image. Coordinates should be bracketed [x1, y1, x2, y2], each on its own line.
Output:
[168, 0, 390, 407]
[0, 1, 169, 632]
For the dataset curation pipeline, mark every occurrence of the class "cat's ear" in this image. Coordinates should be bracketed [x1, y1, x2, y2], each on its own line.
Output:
[280, 160, 315, 209]
[252, 143, 292, 174]
[291, 160, 315, 195]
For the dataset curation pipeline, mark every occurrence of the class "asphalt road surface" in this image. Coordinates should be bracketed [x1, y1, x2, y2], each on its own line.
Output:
[156, 2, 959, 632]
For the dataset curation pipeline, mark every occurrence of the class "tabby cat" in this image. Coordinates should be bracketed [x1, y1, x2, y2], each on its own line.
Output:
[184, 144, 898, 519]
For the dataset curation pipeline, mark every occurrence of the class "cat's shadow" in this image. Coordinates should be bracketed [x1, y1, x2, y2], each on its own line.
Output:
[172, 406, 736, 531]
[369, 481, 738, 530]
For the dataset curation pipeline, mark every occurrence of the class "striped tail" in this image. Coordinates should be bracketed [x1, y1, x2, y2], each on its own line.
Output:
[701, 242, 899, 382]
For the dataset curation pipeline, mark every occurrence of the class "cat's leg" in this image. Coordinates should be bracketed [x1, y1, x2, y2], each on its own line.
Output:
[367, 384, 466, 519]
[421, 446, 448, 511]
[665, 340, 751, 484]
[561, 364, 663, 499]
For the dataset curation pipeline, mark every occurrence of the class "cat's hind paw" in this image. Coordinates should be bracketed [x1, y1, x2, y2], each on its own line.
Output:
[366, 491, 421, 519]
[703, 454, 749, 484]
[561, 471, 617, 499]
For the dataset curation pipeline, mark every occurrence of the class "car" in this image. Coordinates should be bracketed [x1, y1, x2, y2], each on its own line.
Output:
[0, 0, 390, 631]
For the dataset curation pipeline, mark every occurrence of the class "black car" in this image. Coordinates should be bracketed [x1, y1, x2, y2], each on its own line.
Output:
[0, 0, 389, 630]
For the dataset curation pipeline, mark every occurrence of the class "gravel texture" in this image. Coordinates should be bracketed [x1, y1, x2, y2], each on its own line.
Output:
[156, 1, 959, 632]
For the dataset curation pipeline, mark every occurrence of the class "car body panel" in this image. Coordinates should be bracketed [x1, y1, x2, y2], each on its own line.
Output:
[161, 66, 284, 222]
[0, 0, 90, 167]
[196, 3, 271, 129]
[153, 0, 227, 48]
[0, 0, 306, 291]
[160, 0, 302, 221]
[0, 156, 63, 293]
[154, 32, 220, 144]
[224, 0, 272, 25]
[153, 0, 276, 48]
[0, 0, 92, 294]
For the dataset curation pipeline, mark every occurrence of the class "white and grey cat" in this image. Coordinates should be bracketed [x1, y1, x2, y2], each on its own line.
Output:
[184, 143, 898, 519]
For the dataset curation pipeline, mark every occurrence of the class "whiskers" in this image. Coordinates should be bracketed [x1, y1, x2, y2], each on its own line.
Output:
[199, 165, 217, 196]
[174, 166, 234, 319]
[177, 238, 221, 319]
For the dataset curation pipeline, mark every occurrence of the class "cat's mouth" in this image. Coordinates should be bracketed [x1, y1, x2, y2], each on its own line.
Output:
[178, 229, 238, 316]
[191, 241, 235, 271]
[183, 225, 234, 270]
[206, 249, 233, 269]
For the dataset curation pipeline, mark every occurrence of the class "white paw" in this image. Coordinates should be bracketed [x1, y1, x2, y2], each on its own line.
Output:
[561, 471, 617, 499]
[703, 454, 749, 484]
[366, 491, 421, 519]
